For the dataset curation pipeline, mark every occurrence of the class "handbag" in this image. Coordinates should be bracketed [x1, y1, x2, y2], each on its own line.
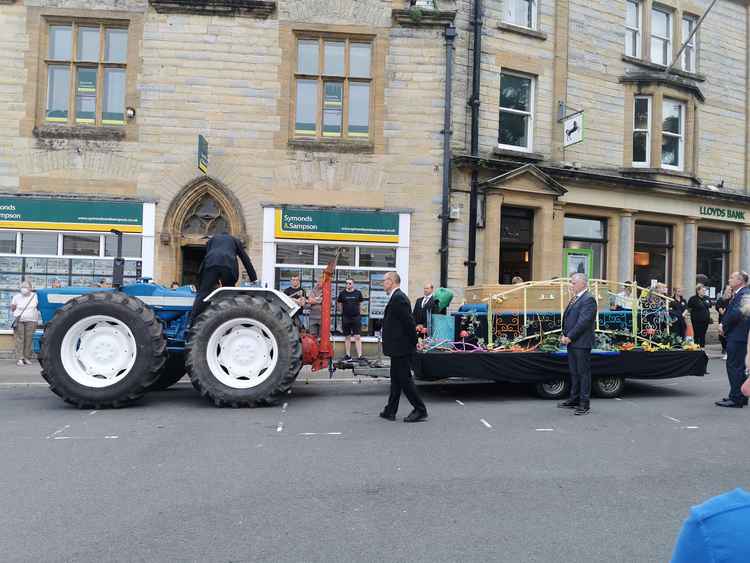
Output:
[11, 294, 34, 331]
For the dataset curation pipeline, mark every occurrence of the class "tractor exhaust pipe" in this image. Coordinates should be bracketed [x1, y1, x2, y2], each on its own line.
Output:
[110, 229, 125, 290]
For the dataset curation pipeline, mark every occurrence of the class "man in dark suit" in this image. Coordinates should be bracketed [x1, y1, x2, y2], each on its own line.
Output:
[558, 273, 598, 415]
[413, 281, 438, 327]
[190, 232, 258, 323]
[380, 271, 428, 423]
[716, 271, 750, 408]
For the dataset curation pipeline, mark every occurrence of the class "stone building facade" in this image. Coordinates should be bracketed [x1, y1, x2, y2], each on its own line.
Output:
[0, 0, 749, 350]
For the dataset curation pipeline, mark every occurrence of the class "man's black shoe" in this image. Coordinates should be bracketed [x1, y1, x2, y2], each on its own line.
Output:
[403, 410, 428, 423]
[715, 399, 743, 408]
[379, 411, 396, 421]
[558, 399, 578, 409]
[724, 396, 750, 405]
[574, 404, 590, 415]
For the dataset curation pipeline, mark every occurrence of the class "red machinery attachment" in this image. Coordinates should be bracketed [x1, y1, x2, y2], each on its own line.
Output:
[301, 253, 337, 373]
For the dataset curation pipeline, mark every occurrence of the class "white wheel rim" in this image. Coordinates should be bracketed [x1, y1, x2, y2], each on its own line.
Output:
[205, 318, 279, 389]
[60, 315, 137, 388]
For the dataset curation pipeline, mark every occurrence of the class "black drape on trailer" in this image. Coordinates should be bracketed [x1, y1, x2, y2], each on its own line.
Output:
[413, 350, 708, 383]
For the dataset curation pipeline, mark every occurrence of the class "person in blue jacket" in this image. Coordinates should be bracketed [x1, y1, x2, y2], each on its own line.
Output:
[715, 271, 750, 408]
[671, 488, 750, 562]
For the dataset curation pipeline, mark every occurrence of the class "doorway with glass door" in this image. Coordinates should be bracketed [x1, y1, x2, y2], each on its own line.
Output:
[499, 206, 534, 284]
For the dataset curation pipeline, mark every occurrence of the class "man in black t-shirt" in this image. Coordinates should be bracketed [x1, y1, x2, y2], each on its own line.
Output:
[337, 278, 364, 361]
[283, 275, 307, 308]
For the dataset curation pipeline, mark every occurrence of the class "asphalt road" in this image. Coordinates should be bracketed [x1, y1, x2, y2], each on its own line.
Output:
[0, 357, 748, 563]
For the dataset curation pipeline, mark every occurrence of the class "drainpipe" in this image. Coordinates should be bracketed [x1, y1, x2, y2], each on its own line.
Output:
[439, 24, 457, 288]
[466, 0, 482, 286]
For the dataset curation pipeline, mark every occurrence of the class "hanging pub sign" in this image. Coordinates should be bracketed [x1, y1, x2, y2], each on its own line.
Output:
[0, 197, 143, 232]
[275, 207, 399, 243]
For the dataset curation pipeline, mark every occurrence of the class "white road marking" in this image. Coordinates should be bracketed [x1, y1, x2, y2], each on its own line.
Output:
[455, 400, 465, 406]
[276, 422, 284, 433]
[104, 435, 118, 439]
[88, 410, 98, 416]
[53, 435, 118, 440]
[299, 432, 343, 437]
[683, 426, 700, 429]
[46, 424, 70, 439]
[614, 398, 623, 401]
[536, 428, 555, 432]
[480, 419, 492, 429]
[663, 415, 682, 423]
[282, 402, 288, 413]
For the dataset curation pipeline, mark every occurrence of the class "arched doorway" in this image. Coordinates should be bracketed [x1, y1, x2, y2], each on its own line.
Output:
[163, 178, 247, 286]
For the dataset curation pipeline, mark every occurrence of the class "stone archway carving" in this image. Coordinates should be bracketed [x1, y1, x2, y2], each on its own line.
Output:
[161, 177, 248, 283]
[164, 176, 247, 246]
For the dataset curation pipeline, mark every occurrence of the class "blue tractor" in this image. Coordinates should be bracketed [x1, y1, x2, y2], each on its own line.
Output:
[33, 230, 312, 408]
[35, 283, 305, 408]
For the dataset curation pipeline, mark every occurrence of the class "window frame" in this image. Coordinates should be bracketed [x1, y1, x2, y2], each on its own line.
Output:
[661, 98, 685, 171]
[497, 70, 535, 153]
[563, 215, 608, 279]
[42, 19, 129, 128]
[650, 6, 673, 66]
[681, 15, 698, 72]
[632, 95, 652, 168]
[292, 34, 374, 142]
[625, 0, 642, 58]
[634, 222, 674, 287]
[504, 0, 537, 30]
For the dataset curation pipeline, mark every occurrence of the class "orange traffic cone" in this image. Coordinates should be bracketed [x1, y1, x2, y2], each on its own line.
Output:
[684, 317, 694, 344]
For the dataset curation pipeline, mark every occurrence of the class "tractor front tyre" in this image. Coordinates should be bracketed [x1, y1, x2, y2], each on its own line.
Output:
[186, 294, 302, 407]
[39, 291, 166, 409]
[148, 353, 187, 391]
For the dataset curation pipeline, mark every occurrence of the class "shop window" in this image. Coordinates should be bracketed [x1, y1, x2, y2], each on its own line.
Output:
[273, 242, 397, 337]
[504, 0, 536, 30]
[0, 232, 17, 254]
[650, 7, 672, 66]
[318, 245, 352, 266]
[104, 234, 142, 258]
[498, 72, 535, 152]
[21, 232, 58, 255]
[359, 247, 396, 268]
[294, 36, 372, 141]
[634, 222, 672, 287]
[564, 216, 607, 279]
[682, 16, 697, 72]
[625, 0, 642, 58]
[697, 229, 728, 295]
[63, 234, 99, 256]
[661, 98, 685, 170]
[276, 243, 314, 265]
[632, 96, 651, 167]
[44, 22, 128, 126]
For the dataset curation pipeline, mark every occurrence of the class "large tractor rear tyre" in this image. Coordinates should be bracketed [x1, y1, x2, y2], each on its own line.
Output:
[39, 291, 166, 409]
[186, 294, 302, 407]
[148, 353, 187, 391]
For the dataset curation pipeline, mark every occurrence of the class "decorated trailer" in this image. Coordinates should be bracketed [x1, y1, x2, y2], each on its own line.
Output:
[412, 279, 708, 399]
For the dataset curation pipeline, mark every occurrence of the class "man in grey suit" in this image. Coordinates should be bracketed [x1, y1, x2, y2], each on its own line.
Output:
[558, 273, 598, 415]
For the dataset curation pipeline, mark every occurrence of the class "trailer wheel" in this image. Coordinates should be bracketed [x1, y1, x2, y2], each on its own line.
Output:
[148, 353, 186, 391]
[593, 376, 625, 398]
[186, 294, 302, 407]
[535, 378, 571, 400]
[39, 291, 166, 409]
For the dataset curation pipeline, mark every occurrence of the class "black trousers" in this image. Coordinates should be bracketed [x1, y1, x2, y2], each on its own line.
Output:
[385, 354, 426, 415]
[693, 321, 709, 347]
[726, 340, 747, 404]
[190, 266, 237, 324]
[568, 347, 592, 406]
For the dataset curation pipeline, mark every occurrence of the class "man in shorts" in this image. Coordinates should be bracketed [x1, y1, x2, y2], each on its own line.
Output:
[337, 278, 364, 361]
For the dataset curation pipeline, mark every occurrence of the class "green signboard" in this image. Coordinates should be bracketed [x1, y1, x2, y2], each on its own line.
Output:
[699, 206, 746, 221]
[275, 207, 399, 242]
[0, 197, 143, 233]
[198, 135, 208, 174]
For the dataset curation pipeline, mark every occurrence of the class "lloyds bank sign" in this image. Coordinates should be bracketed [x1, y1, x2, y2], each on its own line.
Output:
[699, 206, 746, 221]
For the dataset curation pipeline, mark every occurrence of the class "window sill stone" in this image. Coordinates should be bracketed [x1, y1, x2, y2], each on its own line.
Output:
[149, 0, 276, 17]
[620, 166, 699, 183]
[621, 55, 706, 82]
[493, 147, 544, 161]
[288, 139, 374, 154]
[496, 22, 548, 41]
[33, 125, 126, 142]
